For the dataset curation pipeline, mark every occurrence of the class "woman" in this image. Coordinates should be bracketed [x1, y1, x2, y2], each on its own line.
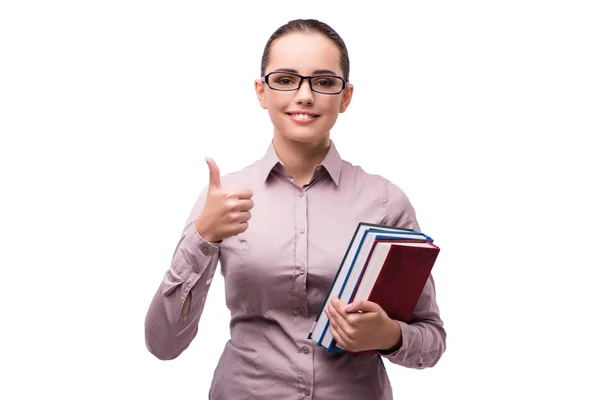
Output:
[145, 19, 446, 400]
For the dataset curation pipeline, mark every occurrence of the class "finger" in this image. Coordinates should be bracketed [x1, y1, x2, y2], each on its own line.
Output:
[234, 198, 254, 212]
[345, 299, 381, 314]
[330, 297, 350, 318]
[233, 211, 251, 223]
[327, 302, 354, 338]
[225, 211, 250, 224]
[224, 198, 253, 213]
[329, 324, 351, 351]
[232, 221, 249, 235]
[205, 157, 222, 190]
[229, 187, 253, 199]
[329, 298, 356, 326]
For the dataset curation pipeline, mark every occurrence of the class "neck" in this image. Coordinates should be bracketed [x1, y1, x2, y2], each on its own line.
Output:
[272, 133, 330, 185]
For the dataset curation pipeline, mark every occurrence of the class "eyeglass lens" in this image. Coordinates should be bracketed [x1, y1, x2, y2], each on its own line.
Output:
[267, 72, 344, 94]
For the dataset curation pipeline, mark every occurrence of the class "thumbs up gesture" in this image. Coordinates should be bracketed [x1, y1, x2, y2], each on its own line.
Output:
[193, 157, 254, 243]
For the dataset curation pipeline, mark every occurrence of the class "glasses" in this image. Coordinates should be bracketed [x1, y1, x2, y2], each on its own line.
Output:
[262, 71, 347, 95]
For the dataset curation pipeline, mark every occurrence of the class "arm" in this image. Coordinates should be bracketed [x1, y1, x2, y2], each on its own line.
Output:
[144, 188, 219, 361]
[145, 158, 253, 360]
[377, 180, 446, 369]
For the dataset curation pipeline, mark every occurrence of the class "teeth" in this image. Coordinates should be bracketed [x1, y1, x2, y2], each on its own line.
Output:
[291, 114, 314, 120]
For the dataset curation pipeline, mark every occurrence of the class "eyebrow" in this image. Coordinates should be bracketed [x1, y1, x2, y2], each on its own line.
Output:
[274, 68, 339, 76]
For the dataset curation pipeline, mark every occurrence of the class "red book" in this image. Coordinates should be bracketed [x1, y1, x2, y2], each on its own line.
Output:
[329, 239, 440, 352]
[350, 239, 440, 322]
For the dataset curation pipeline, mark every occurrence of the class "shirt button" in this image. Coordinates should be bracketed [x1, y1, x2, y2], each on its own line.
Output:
[297, 307, 305, 315]
[193, 265, 200, 274]
[298, 191, 304, 197]
[201, 246, 209, 255]
[302, 346, 310, 354]
[304, 389, 311, 396]
[299, 228, 305, 234]
[298, 266, 305, 275]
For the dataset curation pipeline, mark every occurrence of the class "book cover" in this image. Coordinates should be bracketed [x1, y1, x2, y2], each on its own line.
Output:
[308, 222, 420, 340]
[317, 230, 433, 347]
[348, 239, 429, 305]
[327, 240, 440, 352]
[367, 242, 439, 322]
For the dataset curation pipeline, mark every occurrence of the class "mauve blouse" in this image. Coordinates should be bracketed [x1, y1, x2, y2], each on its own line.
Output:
[145, 140, 446, 399]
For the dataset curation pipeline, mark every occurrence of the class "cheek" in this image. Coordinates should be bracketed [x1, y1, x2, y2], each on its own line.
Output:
[319, 100, 342, 122]
[323, 98, 343, 113]
[265, 92, 287, 110]
[264, 96, 282, 119]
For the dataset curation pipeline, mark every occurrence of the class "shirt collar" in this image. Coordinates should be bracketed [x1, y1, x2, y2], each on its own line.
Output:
[259, 139, 342, 186]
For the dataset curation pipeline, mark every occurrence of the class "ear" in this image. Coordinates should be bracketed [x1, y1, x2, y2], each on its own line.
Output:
[339, 83, 354, 113]
[255, 79, 268, 109]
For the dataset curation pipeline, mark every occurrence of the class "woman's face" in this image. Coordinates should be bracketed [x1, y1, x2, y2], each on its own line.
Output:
[255, 32, 353, 146]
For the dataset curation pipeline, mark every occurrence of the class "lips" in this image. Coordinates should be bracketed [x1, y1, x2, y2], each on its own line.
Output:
[286, 111, 320, 123]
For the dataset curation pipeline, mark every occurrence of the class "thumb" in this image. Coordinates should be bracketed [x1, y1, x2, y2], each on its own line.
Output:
[344, 300, 381, 313]
[205, 157, 222, 190]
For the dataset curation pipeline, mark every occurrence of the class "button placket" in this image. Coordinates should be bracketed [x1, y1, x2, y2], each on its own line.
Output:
[294, 184, 313, 397]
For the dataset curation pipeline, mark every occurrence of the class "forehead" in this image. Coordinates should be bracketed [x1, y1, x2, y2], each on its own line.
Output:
[267, 32, 342, 75]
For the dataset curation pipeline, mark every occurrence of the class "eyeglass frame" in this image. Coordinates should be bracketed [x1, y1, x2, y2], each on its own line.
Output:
[261, 71, 348, 95]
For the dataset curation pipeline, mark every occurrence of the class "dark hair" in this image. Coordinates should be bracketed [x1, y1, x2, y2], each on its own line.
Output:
[260, 19, 350, 82]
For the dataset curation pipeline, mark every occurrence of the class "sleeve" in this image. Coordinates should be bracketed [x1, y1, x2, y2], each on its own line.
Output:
[144, 187, 221, 360]
[377, 180, 447, 369]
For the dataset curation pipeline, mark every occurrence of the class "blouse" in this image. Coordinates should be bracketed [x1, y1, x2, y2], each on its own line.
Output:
[145, 140, 446, 400]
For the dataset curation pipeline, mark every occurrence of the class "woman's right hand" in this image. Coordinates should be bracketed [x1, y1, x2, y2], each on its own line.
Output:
[193, 157, 254, 243]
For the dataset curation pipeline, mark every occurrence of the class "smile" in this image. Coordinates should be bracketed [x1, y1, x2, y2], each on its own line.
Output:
[287, 112, 319, 123]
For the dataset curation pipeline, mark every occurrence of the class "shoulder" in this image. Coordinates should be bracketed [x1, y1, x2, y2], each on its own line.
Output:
[341, 159, 418, 230]
[383, 178, 419, 231]
[339, 159, 405, 198]
[219, 159, 262, 188]
[339, 159, 389, 190]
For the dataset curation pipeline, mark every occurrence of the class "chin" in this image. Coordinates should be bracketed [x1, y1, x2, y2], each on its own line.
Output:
[275, 121, 331, 143]
[281, 130, 330, 145]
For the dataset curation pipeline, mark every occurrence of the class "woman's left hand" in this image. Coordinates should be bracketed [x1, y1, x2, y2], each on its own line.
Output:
[324, 297, 402, 353]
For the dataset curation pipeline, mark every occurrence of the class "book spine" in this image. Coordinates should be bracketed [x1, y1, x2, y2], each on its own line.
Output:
[308, 321, 317, 339]
[308, 223, 363, 341]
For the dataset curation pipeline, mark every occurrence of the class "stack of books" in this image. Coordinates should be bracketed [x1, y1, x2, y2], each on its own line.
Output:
[308, 222, 440, 353]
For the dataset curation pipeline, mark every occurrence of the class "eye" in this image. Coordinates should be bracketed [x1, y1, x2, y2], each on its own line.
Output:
[313, 77, 336, 87]
[274, 74, 299, 86]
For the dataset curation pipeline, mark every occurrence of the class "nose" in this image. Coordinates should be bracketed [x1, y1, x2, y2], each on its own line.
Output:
[294, 77, 314, 105]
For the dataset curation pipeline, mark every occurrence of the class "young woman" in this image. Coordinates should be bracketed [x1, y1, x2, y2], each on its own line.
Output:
[145, 19, 446, 400]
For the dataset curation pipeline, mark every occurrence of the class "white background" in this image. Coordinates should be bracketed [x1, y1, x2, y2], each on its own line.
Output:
[1, 1, 599, 399]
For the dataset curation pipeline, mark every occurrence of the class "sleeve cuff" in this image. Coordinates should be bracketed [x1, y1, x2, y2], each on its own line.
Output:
[192, 227, 221, 251]
[377, 321, 425, 368]
[171, 225, 220, 280]
[378, 320, 408, 356]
